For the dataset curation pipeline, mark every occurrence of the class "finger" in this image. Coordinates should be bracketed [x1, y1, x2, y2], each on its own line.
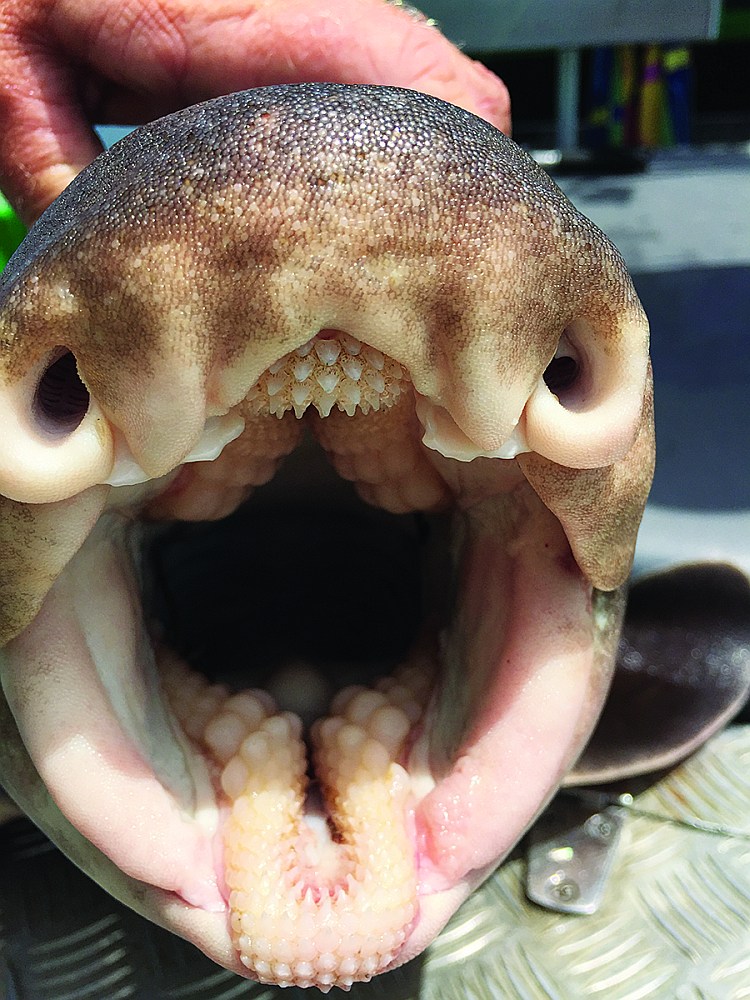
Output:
[168, 0, 511, 130]
[0, 0, 511, 224]
[0, 3, 104, 224]
[57, 0, 511, 129]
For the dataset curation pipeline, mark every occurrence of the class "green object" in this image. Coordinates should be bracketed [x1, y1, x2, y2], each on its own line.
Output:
[0, 191, 26, 271]
[720, 8, 750, 40]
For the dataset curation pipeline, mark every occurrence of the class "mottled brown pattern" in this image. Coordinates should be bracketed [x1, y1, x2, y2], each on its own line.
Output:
[0, 86, 642, 423]
[0, 488, 109, 645]
[519, 368, 655, 590]
[0, 82, 652, 633]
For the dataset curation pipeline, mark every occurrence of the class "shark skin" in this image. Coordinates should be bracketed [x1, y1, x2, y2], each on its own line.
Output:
[0, 85, 653, 989]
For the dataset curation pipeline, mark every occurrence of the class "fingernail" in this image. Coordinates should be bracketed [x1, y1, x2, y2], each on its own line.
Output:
[470, 61, 512, 133]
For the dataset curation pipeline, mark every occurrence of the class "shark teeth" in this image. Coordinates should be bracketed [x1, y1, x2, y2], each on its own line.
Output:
[184, 665, 428, 991]
[245, 333, 407, 420]
[245, 331, 533, 463]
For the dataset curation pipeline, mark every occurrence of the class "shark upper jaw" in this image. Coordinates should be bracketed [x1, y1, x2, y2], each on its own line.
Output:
[0, 405, 622, 984]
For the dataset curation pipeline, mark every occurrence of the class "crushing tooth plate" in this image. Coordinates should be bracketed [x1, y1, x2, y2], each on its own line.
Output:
[3, 725, 750, 999]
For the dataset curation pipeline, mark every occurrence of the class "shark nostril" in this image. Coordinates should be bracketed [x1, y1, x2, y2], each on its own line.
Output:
[33, 350, 90, 434]
[525, 314, 650, 471]
[543, 354, 579, 395]
[0, 348, 112, 502]
[543, 325, 585, 402]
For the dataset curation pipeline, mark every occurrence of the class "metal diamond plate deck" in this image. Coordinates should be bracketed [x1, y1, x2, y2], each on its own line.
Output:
[3, 726, 750, 999]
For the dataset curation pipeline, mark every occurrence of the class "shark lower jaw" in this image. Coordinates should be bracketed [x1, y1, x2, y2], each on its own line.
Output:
[0, 369, 621, 991]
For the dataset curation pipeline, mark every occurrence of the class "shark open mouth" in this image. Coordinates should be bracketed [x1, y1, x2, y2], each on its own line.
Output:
[2, 330, 621, 989]
[0, 85, 653, 990]
[0, 329, 628, 989]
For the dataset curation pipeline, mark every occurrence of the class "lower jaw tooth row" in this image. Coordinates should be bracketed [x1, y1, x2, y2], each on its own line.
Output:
[190, 670, 425, 991]
[245, 333, 408, 419]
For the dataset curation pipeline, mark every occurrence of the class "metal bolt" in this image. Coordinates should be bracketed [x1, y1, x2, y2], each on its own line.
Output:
[585, 814, 613, 840]
[548, 877, 580, 903]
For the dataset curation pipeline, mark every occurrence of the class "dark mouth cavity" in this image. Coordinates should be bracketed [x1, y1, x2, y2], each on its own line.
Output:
[146, 435, 445, 702]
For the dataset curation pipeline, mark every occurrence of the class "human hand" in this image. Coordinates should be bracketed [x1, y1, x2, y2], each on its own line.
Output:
[0, 0, 511, 224]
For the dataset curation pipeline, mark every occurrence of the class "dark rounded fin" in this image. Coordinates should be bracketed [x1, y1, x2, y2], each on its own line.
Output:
[570, 563, 750, 785]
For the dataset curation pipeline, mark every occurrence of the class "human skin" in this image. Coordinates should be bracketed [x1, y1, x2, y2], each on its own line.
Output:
[0, 0, 511, 224]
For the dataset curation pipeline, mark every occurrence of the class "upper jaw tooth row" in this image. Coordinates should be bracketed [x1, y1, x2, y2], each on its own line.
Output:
[104, 331, 530, 491]
[245, 332, 408, 419]
[0, 328, 534, 503]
